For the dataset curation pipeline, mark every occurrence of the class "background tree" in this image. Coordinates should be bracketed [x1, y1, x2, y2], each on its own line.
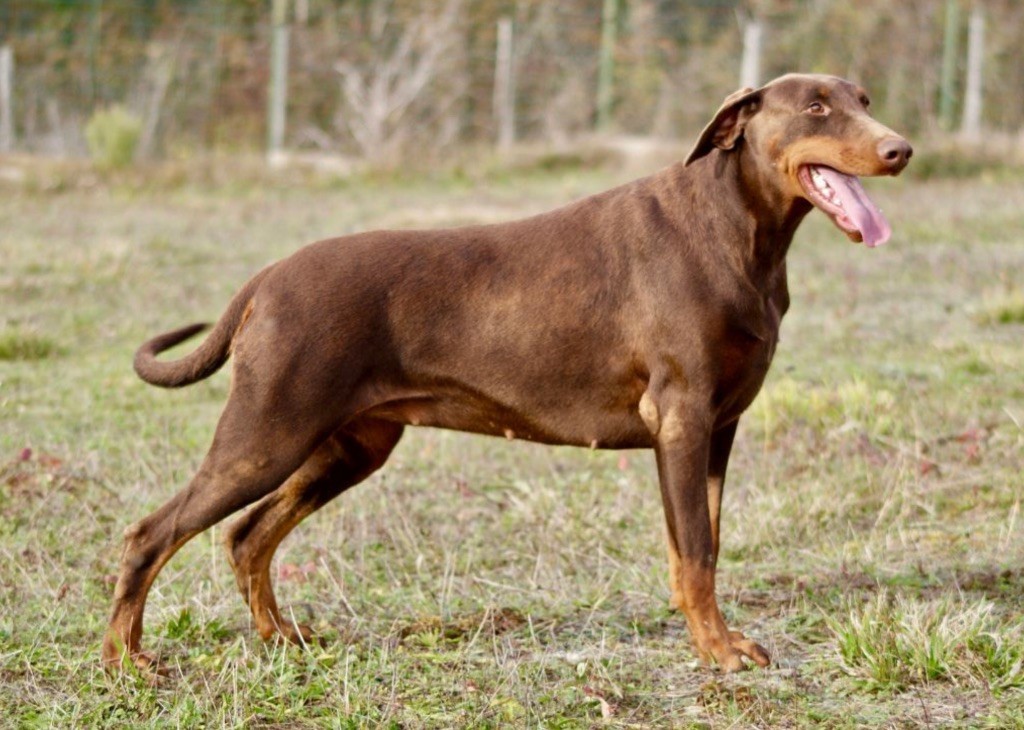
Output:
[0, 0, 1021, 160]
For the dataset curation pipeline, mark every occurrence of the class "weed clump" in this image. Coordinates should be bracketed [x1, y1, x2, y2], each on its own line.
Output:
[0, 331, 61, 361]
[85, 106, 142, 170]
[831, 591, 1024, 692]
[977, 294, 1024, 326]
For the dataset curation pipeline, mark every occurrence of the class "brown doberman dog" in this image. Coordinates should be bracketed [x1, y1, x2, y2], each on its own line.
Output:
[103, 73, 910, 674]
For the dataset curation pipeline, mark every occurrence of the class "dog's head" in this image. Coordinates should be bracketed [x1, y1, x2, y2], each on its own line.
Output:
[686, 73, 912, 247]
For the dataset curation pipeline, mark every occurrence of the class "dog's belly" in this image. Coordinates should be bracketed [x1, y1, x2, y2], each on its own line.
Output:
[366, 388, 654, 449]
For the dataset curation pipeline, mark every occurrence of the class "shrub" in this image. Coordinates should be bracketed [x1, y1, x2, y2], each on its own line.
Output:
[0, 331, 60, 361]
[85, 106, 142, 170]
[831, 591, 1024, 692]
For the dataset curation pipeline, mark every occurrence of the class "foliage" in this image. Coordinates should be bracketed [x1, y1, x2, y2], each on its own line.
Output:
[0, 330, 60, 361]
[908, 143, 1024, 181]
[832, 592, 1024, 692]
[85, 106, 141, 170]
[977, 293, 1024, 326]
[3, 0, 1024, 159]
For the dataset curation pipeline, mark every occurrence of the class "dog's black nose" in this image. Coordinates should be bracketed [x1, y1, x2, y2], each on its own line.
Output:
[878, 137, 913, 173]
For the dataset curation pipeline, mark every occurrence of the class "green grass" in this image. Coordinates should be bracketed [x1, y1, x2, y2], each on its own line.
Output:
[0, 330, 61, 361]
[1, 163, 1023, 727]
[977, 292, 1024, 326]
[831, 591, 1024, 693]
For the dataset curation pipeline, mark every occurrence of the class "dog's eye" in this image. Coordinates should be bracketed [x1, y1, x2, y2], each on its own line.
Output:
[859, 95, 871, 108]
[806, 101, 828, 115]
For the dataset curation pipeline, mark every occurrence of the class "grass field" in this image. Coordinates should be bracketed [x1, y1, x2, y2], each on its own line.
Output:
[1, 159, 1023, 728]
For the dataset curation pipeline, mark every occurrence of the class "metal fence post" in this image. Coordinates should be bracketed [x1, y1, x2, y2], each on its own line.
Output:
[0, 45, 13, 152]
[961, 4, 984, 140]
[267, 0, 290, 163]
[739, 17, 762, 90]
[493, 17, 515, 151]
[596, 0, 618, 132]
[939, 0, 960, 130]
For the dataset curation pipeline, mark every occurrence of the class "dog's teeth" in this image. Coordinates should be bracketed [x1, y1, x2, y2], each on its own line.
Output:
[810, 168, 839, 203]
[813, 176, 831, 196]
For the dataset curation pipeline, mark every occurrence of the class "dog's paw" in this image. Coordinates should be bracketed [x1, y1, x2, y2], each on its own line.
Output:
[694, 629, 771, 672]
[263, 619, 323, 648]
[282, 621, 316, 646]
[102, 640, 173, 682]
[129, 651, 174, 683]
[727, 630, 770, 668]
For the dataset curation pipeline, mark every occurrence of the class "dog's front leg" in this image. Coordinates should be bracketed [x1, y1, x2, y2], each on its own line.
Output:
[647, 395, 769, 672]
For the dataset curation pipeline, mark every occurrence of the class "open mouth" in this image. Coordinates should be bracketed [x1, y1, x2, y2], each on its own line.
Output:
[798, 165, 892, 248]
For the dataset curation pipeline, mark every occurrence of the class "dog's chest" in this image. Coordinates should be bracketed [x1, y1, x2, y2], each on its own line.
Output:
[714, 299, 782, 422]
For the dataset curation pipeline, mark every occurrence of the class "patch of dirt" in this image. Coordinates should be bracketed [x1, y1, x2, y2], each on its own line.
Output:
[0, 448, 89, 503]
[399, 606, 526, 644]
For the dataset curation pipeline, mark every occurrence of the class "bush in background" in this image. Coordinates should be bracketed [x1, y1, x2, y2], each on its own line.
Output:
[85, 106, 141, 170]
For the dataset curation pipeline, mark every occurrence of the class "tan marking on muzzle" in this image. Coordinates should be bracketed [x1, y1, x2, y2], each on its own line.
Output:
[782, 129, 895, 181]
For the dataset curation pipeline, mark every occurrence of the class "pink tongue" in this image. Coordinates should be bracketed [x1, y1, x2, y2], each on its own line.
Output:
[816, 166, 892, 247]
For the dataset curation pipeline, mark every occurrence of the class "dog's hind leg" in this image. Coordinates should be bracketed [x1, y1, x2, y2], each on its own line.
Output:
[101, 395, 333, 674]
[223, 418, 403, 644]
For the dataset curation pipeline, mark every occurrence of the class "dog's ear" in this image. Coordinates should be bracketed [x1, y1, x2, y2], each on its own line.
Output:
[685, 86, 764, 166]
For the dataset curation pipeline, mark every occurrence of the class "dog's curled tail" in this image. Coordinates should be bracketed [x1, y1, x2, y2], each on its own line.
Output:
[133, 267, 271, 388]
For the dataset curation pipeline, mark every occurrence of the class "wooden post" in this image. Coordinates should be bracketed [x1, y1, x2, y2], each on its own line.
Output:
[88, 0, 102, 106]
[596, 0, 618, 131]
[493, 17, 515, 151]
[0, 45, 13, 152]
[137, 44, 176, 160]
[939, 0, 959, 130]
[267, 0, 290, 163]
[961, 4, 984, 140]
[739, 17, 762, 90]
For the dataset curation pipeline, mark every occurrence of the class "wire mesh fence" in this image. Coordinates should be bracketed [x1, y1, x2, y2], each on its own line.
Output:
[1, 0, 1022, 164]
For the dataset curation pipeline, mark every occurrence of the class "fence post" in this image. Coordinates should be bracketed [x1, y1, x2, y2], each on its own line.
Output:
[88, 0, 102, 106]
[596, 0, 618, 132]
[961, 4, 984, 141]
[0, 45, 13, 152]
[939, 0, 959, 130]
[137, 44, 175, 160]
[267, 0, 290, 163]
[493, 17, 515, 151]
[739, 17, 762, 90]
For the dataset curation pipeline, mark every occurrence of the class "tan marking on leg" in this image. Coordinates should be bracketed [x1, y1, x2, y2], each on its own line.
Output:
[224, 420, 403, 646]
[659, 410, 685, 443]
[665, 528, 685, 611]
[638, 391, 660, 435]
[707, 473, 723, 564]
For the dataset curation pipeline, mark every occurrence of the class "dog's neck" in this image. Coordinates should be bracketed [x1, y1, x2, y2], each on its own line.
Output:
[732, 145, 812, 275]
[660, 149, 810, 290]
